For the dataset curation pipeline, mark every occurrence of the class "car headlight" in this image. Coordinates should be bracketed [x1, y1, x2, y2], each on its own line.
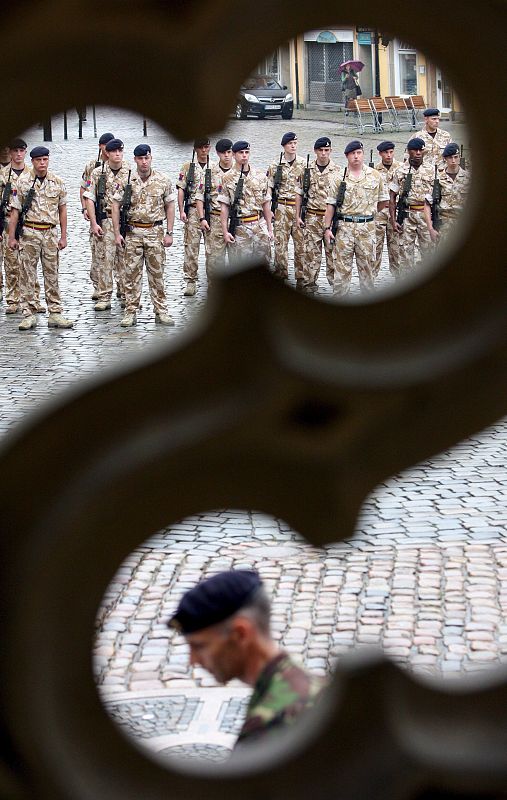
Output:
[244, 93, 258, 103]
[285, 93, 293, 101]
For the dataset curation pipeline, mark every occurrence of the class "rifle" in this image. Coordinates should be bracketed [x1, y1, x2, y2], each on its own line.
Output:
[94, 147, 101, 169]
[0, 168, 12, 233]
[369, 149, 375, 168]
[228, 165, 245, 237]
[95, 162, 107, 228]
[203, 157, 212, 225]
[300, 155, 310, 223]
[395, 166, 412, 227]
[330, 168, 347, 240]
[183, 150, 196, 216]
[119, 170, 132, 239]
[15, 176, 37, 240]
[430, 165, 441, 232]
[460, 144, 466, 169]
[271, 153, 283, 215]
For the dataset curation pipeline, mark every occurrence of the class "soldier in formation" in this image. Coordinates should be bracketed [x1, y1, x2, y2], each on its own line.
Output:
[373, 140, 401, 279]
[112, 144, 175, 327]
[177, 137, 211, 297]
[323, 140, 387, 296]
[194, 137, 233, 280]
[168, 569, 327, 750]
[416, 108, 452, 166]
[424, 141, 471, 245]
[8, 146, 73, 331]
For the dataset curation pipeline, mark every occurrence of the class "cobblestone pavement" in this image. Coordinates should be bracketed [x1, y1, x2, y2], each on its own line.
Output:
[3, 108, 505, 765]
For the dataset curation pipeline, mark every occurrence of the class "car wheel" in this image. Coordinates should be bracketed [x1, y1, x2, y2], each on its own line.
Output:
[235, 103, 246, 120]
[281, 108, 293, 120]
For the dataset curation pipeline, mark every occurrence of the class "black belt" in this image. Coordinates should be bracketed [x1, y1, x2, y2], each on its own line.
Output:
[338, 214, 374, 223]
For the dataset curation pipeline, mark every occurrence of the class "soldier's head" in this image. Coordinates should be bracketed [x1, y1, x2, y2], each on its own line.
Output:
[443, 142, 460, 173]
[377, 140, 395, 167]
[281, 131, 297, 158]
[105, 138, 124, 168]
[30, 146, 49, 176]
[194, 137, 211, 164]
[344, 140, 364, 168]
[9, 138, 27, 168]
[314, 137, 331, 165]
[406, 138, 425, 167]
[215, 138, 233, 169]
[133, 143, 152, 176]
[168, 570, 274, 686]
[98, 132, 115, 157]
[232, 140, 250, 168]
[423, 108, 440, 133]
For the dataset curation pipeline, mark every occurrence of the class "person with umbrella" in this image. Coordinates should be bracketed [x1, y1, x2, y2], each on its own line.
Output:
[339, 60, 364, 110]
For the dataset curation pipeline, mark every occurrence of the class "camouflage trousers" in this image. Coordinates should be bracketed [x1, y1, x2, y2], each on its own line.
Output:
[89, 231, 99, 291]
[374, 207, 400, 278]
[272, 203, 304, 282]
[302, 212, 335, 289]
[123, 226, 168, 315]
[183, 206, 203, 282]
[94, 218, 125, 301]
[229, 218, 271, 267]
[2, 227, 41, 309]
[436, 211, 460, 244]
[203, 213, 227, 279]
[18, 226, 62, 317]
[333, 220, 376, 296]
[398, 209, 432, 274]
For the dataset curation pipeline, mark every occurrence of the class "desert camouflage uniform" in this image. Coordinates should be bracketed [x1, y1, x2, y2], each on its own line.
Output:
[416, 127, 452, 166]
[390, 161, 434, 274]
[11, 170, 67, 318]
[327, 165, 388, 296]
[0, 163, 42, 311]
[427, 165, 470, 240]
[374, 159, 401, 278]
[80, 155, 106, 292]
[267, 156, 305, 284]
[112, 169, 175, 315]
[234, 652, 327, 749]
[194, 162, 232, 278]
[83, 161, 131, 302]
[218, 165, 271, 265]
[296, 159, 341, 292]
[177, 159, 206, 283]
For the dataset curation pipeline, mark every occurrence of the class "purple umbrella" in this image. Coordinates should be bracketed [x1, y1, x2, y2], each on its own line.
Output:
[338, 60, 365, 74]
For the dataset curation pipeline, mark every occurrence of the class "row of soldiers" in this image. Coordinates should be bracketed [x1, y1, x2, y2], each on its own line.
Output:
[0, 109, 469, 330]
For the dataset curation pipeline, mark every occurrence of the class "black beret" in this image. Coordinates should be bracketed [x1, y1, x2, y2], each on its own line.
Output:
[30, 146, 49, 158]
[9, 137, 27, 150]
[194, 137, 211, 148]
[443, 142, 459, 158]
[98, 132, 115, 145]
[281, 131, 297, 146]
[314, 136, 331, 149]
[105, 138, 124, 152]
[134, 143, 151, 157]
[377, 140, 395, 152]
[232, 140, 250, 153]
[344, 139, 363, 155]
[215, 138, 233, 153]
[167, 570, 262, 634]
[423, 108, 440, 117]
[407, 137, 425, 150]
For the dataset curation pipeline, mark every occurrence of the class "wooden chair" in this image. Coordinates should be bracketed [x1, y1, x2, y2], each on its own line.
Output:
[385, 96, 413, 131]
[368, 97, 396, 132]
[350, 98, 378, 134]
[406, 95, 426, 127]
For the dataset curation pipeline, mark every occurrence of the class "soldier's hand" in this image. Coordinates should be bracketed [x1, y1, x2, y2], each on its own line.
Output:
[323, 230, 334, 246]
[224, 232, 235, 244]
[8, 237, 18, 250]
[393, 221, 403, 234]
[296, 217, 305, 229]
[163, 233, 174, 248]
[115, 234, 125, 248]
[200, 219, 210, 232]
[429, 228, 440, 243]
[92, 223, 103, 238]
[58, 236, 67, 251]
[180, 211, 188, 224]
[83, 209, 90, 222]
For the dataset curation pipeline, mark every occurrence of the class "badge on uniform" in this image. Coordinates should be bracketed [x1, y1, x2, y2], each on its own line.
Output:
[179, 172, 184, 181]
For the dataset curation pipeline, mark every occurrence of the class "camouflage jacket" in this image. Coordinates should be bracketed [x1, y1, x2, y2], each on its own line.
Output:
[234, 651, 327, 748]
[194, 162, 233, 213]
[266, 155, 305, 200]
[111, 168, 175, 223]
[415, 126, 452, 166]
[389, 161, 434, 205]
[0, 163, 32, 215]
[218, 165, 270, 217]
[295, 159, 341, 212]
[327, 165, 388, 216]
[80, 154, 107, 189]
[11, 169, 66, 226]
[83, 161, 131, 212]
[426, 165, 470, 216]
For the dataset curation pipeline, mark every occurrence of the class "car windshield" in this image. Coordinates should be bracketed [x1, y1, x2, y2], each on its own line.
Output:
[243, 76, 282, 90]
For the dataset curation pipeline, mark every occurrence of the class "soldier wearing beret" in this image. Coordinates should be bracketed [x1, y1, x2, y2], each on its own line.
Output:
[84, 138, 131, 312]
[389, 137, 434, 275]
[194, 138, 234, 280]
[373, 141, 401, 279]
[266, 132, 305, 288]
[0, 138, 44, 314]
[168, 570, 327, 750]
[416, 108, 452, 167]
[323, 140, 388, 296]
[218, 141, 273, 267]
[177, 137, 211, 297]
[79, 131, 115, 300]
[8, 146, 73, 330]
[295, 136, 341, 294]
[424, 142, 470, 244]
[112, 144, 175, 327]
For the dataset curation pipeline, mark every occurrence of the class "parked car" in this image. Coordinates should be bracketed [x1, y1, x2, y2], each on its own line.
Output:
[235, 75, 294, 120]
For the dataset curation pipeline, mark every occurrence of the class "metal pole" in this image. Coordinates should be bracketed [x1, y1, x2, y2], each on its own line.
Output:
[63, 111, 68, 140]
[374, 30, 382, 125]
[43, 118, 52, 142]
[143, 118, 147, 136]
[78, 111, 83, 140]
[92, 105, 97, 138]
[294, 38, 300, 110]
